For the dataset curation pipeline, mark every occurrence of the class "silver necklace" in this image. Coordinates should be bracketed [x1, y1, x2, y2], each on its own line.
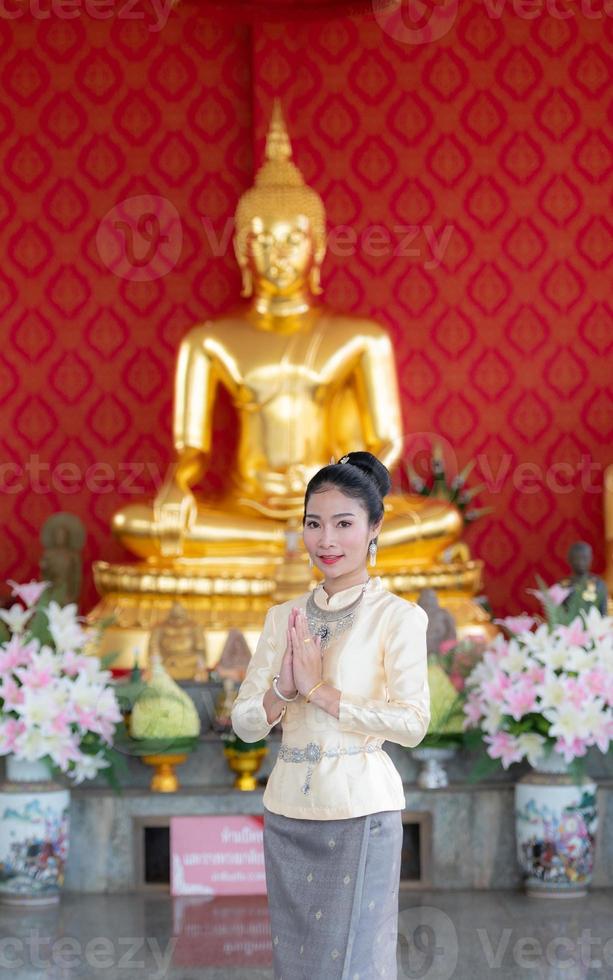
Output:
[305, 581, 369, 650]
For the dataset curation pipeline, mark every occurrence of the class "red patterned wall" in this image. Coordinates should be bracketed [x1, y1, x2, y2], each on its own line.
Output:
[253, 5, 612, 613]
[1, 3, 611, 615]
[0, 8, 253, 610]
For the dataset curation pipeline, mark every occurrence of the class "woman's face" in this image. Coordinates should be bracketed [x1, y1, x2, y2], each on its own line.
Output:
[303, 486, 380, 584]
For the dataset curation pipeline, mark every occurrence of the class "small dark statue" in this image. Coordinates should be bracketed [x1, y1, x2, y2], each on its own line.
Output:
[39, 513, 85, 607]
[417, 588, 457, 656]
[558, 541, 608, 616]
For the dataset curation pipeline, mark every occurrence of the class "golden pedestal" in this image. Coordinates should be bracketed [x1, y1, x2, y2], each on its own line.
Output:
[142, 753, 188, 793]
[86, 551, 493, 671]
[87, 557, 279, 671]
[223, 746, 269, 791]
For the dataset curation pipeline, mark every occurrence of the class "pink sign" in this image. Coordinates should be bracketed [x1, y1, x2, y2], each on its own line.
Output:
[170, 815, 267, 897]
[172, 896, 272, 968]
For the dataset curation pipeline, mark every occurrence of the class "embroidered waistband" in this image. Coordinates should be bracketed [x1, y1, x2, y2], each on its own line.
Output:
[278, 741, 383, 795]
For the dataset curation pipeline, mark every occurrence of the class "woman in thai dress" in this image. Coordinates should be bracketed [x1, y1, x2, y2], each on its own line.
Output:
[231, 451, 430, 980]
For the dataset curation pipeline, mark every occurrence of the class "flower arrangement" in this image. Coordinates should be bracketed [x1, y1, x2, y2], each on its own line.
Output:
[0, 580, 123, 785]
[422, 635, 487, 748]
[463, 580, 613, 771]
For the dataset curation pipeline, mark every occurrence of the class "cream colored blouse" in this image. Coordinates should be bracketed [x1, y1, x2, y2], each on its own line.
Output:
[231, 576, 430, 820]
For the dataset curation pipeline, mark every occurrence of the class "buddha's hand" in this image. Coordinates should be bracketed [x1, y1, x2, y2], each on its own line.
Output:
[276, 608, 298, 699]
[153, 481, 197, 557]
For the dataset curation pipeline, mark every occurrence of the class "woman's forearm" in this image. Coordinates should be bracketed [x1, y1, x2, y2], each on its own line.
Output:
[307, 682, 340, 719]
[263, 686, 288, 725]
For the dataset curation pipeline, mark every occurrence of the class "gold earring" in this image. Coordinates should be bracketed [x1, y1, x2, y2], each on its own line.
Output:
[309, 265, 322, 296]
[240, 266, 253, 298]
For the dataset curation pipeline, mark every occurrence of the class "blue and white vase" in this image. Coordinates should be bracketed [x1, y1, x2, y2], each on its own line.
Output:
[0, 756, 70, 906]
[515, 749, 597, 898]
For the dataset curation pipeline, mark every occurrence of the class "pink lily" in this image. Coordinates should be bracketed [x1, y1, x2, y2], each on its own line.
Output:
[494, 615, 535, 634]
[503, 680, 538, 722]
[0, 676, 25, 710]
[0, 635, 37, 672]
[559, 620, 591, 647]
[7, 579, 50, 608]
[0, 717, 26, 753]
[555, 736, 588, 763]
[485, 732, 523, 768]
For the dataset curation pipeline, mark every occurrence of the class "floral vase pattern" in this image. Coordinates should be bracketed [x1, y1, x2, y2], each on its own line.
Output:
[0, 757, 70, 905]
[514, 752, 597, 898]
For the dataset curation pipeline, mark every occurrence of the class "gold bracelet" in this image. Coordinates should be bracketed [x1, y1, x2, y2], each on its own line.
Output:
[305, 680, 325, 703]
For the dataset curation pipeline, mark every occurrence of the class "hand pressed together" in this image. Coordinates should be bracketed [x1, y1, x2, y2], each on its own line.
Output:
[290, 608, 323, 697]
[276, 607, 322, 699]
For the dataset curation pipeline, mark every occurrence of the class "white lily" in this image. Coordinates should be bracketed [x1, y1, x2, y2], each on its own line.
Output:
[13, 728, 50, 761]
[71, 752, 110, 784]
[537, 639, 568, 671]
[481, 703, 503, 734]
[517, 732, 546, 767]
[46, 601, 87, 653]
[0, 604, 34, 634]
[499, 639, 528, 674]
[543, 703, 585, 741]
[538, 673, 567, 711]
[565, 646, 597, 672]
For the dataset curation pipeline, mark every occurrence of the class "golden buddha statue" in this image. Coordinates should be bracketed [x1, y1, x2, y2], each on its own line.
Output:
[147, 601, 208, 681]
[90, 102, 487, 669]
[112, 102, 460, 569]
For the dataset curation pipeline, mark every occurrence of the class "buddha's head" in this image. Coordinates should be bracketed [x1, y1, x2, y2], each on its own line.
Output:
[568, 541, 592, 575]
[234, 101, 326, 299]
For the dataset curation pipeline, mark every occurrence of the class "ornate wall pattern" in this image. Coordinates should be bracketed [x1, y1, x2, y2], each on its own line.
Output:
[0, 10, 252, 609]
[1, 3, 611, 613]
[253, 7, 612, 613]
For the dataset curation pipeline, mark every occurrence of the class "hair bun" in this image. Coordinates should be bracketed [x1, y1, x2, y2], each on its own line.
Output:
[342, 451, 392, 498]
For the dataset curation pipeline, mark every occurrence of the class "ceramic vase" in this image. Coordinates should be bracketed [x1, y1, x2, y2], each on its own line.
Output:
[0, 756, 70, 906]
[412, 746, 456, 789]
[514, 750, 597, 898]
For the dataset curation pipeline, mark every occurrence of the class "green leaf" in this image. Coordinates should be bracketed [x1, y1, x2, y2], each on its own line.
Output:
[25, 588, 54, 647]
[456, 458, 476, 485]
[100, 650, 120, 670]
[419, 732, 464, 750]
[466, 749, 502, 783]
[223, 730, 268, 752]
[457, 482, 488, 503]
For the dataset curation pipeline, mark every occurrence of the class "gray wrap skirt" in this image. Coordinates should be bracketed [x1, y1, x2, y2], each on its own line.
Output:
[263, 806, 402, 980]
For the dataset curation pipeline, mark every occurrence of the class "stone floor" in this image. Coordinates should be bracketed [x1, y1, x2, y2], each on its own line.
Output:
[1, 889, 612, 979]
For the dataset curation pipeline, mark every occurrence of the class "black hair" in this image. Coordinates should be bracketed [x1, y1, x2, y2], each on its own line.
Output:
[303, 451, 392, 530]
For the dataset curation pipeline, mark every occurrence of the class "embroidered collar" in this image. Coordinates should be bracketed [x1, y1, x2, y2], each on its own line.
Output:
[312, 575, 381, 611]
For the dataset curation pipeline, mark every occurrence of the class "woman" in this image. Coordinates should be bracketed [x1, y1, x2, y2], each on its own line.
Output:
[231, 452, 430, 980]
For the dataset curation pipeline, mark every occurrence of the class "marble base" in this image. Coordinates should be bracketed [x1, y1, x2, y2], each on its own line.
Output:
[2, 744, 611, 894]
